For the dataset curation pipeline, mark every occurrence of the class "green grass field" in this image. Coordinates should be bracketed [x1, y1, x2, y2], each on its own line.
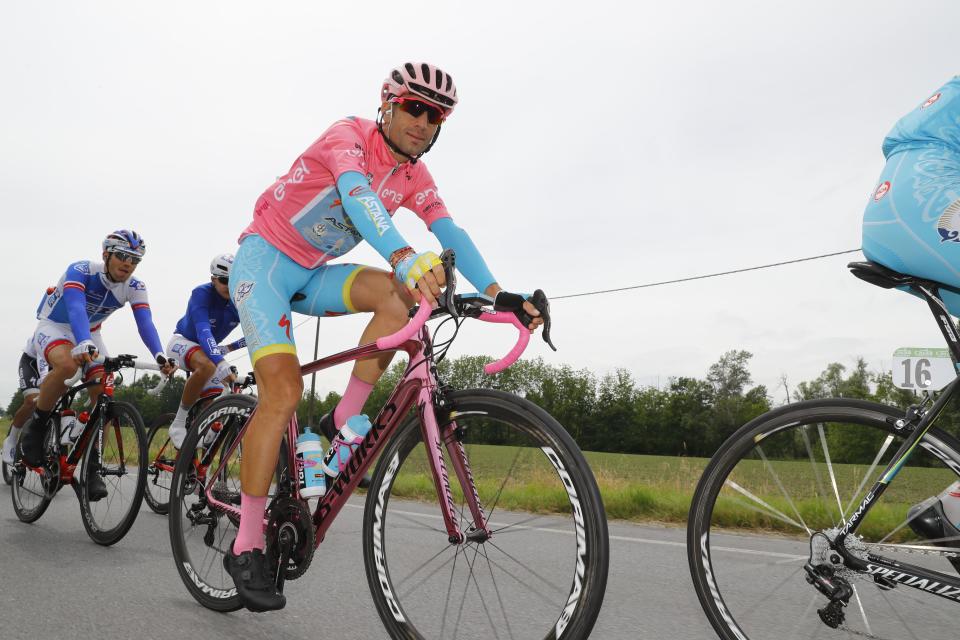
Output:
[380, 444, 951, 542]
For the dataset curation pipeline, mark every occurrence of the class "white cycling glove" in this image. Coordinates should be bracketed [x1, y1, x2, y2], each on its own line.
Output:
[70, 340, 98, 359]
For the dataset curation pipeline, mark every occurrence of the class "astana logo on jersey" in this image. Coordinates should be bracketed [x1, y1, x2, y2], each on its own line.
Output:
[937, 199, 960, 243]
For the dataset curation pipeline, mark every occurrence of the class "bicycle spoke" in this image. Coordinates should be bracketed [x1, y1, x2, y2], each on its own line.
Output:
[464, 545, 506, 640]
[851, 584, 873, 637]
[842, 434, 894, 521]
[395, 545, 457, 597]
[439, 544, 463, 639]
[801, 425, 830, 505]
[484, 445, 523, 522]
[477, 543, 516, 640]
[724, 479, 807, 531]
[817, 423, 846, 525]
[757, 445, 812, 536]
[484, 539, 568, 601]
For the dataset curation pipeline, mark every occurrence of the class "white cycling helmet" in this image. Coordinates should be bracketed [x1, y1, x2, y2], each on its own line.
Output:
[210, 253, 234, 279]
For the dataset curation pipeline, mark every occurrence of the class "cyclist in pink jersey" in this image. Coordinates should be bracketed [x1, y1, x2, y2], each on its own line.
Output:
[224, 62, 545, 611]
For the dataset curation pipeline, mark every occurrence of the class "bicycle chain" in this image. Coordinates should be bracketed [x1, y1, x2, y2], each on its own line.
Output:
[863, 541, 960, 558]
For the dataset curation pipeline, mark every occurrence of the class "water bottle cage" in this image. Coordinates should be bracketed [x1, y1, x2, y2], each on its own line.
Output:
[322, 436, 365, 476]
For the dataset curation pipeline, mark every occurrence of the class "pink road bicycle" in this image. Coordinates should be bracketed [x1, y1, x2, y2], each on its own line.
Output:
[167, 254, 609, 639]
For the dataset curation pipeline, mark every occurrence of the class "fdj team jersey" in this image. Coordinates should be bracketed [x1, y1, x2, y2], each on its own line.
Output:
[882, 76, 960, 158]
[173, 282, 240, 364]
[37, 261, 152, 330]
[241, 117, 451, 268]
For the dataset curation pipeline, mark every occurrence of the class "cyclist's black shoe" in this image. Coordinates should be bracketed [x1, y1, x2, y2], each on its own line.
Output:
[18, 416, 50, 467]
[223, 544, 286, 612]
[907, 499, 960, 545]
[317, 412, 372, 489]
[86, 464, 108, 502]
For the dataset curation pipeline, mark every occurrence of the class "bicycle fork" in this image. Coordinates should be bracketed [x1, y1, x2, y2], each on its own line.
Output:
[418, 387, 491, 544]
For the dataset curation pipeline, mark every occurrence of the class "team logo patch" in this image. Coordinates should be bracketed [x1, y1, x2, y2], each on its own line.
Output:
[312, 223, 327, 238]
[234, 281, 255, 305]
[74, 261, 91, 274]
[937, 199, 960, 243]
[922, 92, 942, 109]
[873, 181, 891, 202]
[130, 279, 146, 291]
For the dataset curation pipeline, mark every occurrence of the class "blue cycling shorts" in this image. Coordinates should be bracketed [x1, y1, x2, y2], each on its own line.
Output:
[229, 234, 367, 365]
[862, 144, 960, 315]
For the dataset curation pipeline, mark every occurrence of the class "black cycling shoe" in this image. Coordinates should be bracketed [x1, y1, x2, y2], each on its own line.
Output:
[86, 465, 108, 502]
[18, 417, 50, 467]
[908, 499, 960, 573]
[317, 412, 372, 489]
[223, 544, 286, 612]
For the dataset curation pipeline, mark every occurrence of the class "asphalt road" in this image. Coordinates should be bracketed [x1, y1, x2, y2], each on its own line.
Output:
[0, 486, 726, 640]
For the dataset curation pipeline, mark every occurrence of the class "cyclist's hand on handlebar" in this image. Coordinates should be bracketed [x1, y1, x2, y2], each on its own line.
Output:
[157, 355, 178, 377]
[215, 360, 238, 386]
[493, 290, 543, 332]
[71, 340, 99, 366]
[394, 250, 445, 307]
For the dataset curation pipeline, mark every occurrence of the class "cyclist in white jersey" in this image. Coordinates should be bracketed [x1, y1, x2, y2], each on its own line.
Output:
[2, 337, 42, 465]
[19, 231, 177, 486]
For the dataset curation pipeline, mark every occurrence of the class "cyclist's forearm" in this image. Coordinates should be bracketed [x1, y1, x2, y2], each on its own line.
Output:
[62, 285, 93, 344]
[190, 307, 225, 364]
[336, 171, 408, 262]
[430, 217, 497, 292]
[132, 305, 165, 359]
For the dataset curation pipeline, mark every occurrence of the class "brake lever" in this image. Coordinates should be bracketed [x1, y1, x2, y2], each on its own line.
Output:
[439, 249, 458, 318]
[530, 289, 557, 352]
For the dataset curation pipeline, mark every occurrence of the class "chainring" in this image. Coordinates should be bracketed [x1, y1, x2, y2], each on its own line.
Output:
[265, 496, 315, 580]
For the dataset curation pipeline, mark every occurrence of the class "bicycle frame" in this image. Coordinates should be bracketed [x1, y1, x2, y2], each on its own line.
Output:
[201, 322, 491, 547]
[831, 278, 960, 603]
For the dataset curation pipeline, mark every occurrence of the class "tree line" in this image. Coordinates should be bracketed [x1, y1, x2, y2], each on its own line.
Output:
[4, 350, 941, 458]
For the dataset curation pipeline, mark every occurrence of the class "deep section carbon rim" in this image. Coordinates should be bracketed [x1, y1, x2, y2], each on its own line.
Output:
[363, 389, 609, 640]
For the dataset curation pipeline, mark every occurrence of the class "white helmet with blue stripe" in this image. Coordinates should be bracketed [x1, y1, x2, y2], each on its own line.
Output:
[103, 229, 146, 258]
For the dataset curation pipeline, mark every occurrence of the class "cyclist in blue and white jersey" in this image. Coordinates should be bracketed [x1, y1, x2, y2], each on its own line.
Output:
[19, 230, 177, 480]
[165, 253, 242, 448]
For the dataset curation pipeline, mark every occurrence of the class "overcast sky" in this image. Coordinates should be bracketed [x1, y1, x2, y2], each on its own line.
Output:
[2, 1, 958, 406]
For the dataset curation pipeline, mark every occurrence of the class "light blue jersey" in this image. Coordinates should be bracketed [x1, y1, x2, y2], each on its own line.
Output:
[863, 76, 960, 315]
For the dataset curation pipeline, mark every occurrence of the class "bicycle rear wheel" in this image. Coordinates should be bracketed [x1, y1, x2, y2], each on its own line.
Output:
[145, 413, 176, 515]
[688, 398, 960, 639]
[79, 401, 148, 546]
[363, 388, 609, 640]
[168, 394, 289, 612]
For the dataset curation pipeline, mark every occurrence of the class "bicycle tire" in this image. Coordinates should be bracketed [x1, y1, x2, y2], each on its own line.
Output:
[145, 412, 176, 515]
[10, 418, 56, 523]
[168, 394, 289, 612]
[687, 398, 960, 640]
[362, 388, 609, 640]
[79, 401, 148, 546]
[2, 461, 11, 486]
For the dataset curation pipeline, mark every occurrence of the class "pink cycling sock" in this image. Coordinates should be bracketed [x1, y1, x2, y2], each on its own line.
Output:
[233, 491, 267, 554]
[333, 374, 375, 427]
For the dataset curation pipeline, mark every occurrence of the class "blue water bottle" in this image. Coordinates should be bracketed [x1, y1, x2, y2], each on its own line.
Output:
[321, 414, 373, 478]
[296, 427, 326, 498]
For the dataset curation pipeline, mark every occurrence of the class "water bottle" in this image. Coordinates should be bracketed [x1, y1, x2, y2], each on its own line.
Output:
[321, 414, 373, 478]
[60, 410, 88, 445]
[201, 419, 223, 448]
[296, 428, 326, 498]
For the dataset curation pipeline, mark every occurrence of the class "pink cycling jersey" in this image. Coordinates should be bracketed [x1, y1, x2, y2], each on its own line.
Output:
[242, 117, 451, 268]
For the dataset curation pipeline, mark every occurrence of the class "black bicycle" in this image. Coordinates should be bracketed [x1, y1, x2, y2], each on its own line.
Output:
[689, 260, 960, 639]
[10, 354, 151, 545]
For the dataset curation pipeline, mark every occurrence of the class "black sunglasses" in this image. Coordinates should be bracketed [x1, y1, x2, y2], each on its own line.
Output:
[214, 276, 229, 285]
[392, 97, 445, 125]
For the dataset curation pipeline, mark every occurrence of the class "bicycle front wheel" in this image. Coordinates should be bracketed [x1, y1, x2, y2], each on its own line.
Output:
[363, 388, 609, 640]
[145, 412, 176, 515]
[79, 401, 148, 545]
[688, 398, 960, 639]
